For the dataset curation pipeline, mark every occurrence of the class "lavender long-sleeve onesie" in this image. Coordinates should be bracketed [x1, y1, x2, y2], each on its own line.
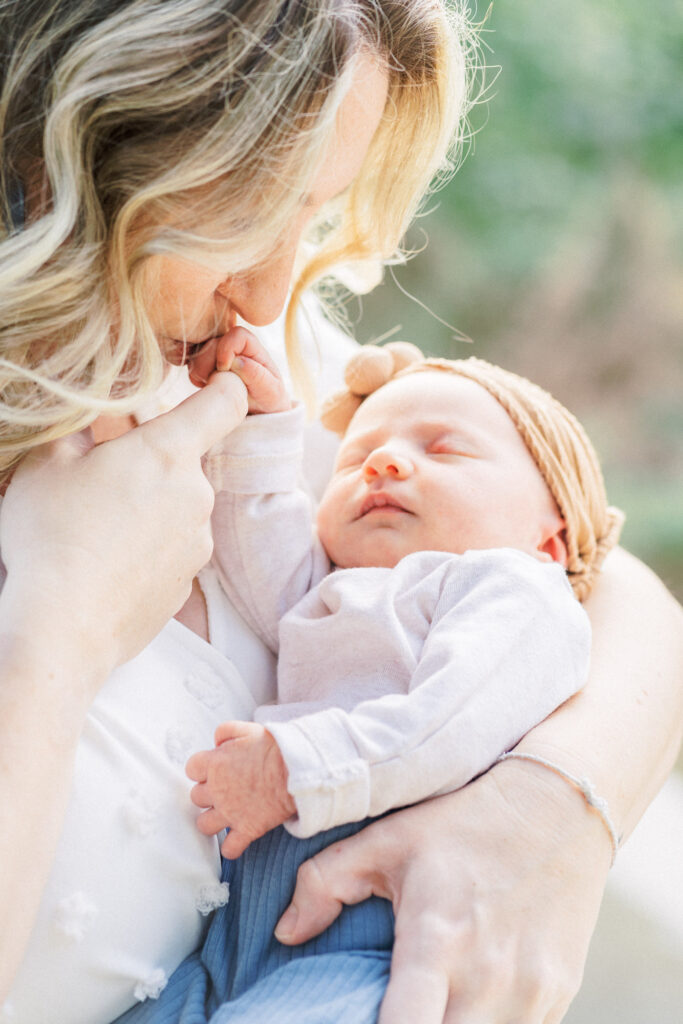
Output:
[205, 405, 590, 838]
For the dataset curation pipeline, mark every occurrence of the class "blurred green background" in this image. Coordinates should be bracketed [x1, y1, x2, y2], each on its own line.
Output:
[356, 0, 683, 603]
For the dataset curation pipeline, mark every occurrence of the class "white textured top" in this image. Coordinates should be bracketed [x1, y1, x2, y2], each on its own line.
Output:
[4, 570, 275, 1024]
[207, 406, 592, 838]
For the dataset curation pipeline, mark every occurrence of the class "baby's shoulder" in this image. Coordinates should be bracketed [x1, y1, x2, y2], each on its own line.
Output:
[397, 547, 575, 607]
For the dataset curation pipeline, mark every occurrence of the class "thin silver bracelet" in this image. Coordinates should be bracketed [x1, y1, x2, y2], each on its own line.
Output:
[495, 751, 621, 866]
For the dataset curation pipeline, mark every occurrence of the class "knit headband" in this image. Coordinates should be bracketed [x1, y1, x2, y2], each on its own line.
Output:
[320, 342, 624, 601]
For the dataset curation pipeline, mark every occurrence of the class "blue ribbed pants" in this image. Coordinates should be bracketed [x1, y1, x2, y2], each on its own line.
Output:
[114, 822, 393, 1023]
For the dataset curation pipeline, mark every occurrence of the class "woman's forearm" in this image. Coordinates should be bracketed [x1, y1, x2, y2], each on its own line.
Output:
[0, 621, 106, 998]
[278, 548, 682, 1023]
[517, 546, 683, 840]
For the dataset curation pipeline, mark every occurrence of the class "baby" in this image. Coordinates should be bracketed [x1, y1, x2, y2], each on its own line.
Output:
[188, 332, 624, 857]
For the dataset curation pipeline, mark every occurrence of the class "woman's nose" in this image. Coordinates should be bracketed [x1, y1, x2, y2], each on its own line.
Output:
[362, 446, 414, 482]
[223, 246, 298, 327]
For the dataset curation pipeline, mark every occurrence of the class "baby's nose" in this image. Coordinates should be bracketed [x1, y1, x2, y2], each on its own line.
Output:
[362, 447, 413, 482]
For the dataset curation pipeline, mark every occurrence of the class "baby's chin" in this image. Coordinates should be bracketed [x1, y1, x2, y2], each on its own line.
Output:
[327, 538, 416, 571]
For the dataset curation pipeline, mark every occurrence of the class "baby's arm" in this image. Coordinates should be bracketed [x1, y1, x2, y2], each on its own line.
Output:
[264, 550, 590, 837]
[187, 551, 589, 852]
[186, 721, 295, 858]
[206, 329, 330, 650]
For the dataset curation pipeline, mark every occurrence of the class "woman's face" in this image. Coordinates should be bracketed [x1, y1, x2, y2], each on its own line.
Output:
[148, 52, 389, 385]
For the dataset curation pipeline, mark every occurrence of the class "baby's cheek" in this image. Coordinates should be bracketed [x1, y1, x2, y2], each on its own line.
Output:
[315, 498, 334, 555]
[316, 486, 347, 565]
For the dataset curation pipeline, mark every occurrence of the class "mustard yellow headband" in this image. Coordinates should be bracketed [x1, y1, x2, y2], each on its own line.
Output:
[320, 342, 624, 601]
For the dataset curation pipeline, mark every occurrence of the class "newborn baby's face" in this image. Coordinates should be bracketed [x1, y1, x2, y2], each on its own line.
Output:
[317, 371, 567, 570]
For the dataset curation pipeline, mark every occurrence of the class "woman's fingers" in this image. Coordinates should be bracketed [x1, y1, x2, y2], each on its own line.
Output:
[379, 956, 449, 1024]
[379, 886, 457, 1024]
[274, 831, 390, 943]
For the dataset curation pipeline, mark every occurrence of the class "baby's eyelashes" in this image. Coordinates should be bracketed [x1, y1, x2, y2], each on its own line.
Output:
[426, 437, 479, 458]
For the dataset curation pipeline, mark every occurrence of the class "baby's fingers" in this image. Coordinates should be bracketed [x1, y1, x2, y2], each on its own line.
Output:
[186, 750, 210, 782]
[195, 807, 228, 837]
[214, 720, 255, 746]
[215, 326, 278, 374]
[229, 356, 290, 414]
[190, 781, 216, 809]
[220, 828, 253, 860]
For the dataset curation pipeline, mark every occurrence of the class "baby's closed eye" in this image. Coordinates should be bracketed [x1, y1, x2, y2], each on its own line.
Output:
[426, 439, 478, 458]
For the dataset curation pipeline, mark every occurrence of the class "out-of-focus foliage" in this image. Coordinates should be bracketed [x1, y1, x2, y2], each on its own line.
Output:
[356, 0, 683, 598]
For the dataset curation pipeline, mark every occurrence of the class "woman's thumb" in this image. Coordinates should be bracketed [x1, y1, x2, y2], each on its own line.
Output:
[275, 837, 381, 945]
[140, 370, 248, 458]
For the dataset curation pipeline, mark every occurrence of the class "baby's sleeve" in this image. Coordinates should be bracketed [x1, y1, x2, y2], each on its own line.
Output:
[263, 550, 590, 836]
[205, 405, 331, 653]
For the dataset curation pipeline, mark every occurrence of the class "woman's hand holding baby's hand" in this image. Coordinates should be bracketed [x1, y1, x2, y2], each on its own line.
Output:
[187, 721, 295, 858]
[215, 326, 291, 415]
[0, 371, 248, 689]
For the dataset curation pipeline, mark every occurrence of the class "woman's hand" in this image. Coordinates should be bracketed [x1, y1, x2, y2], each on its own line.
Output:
[0, 369, 248, 685]
[275, 759, 613, 1024]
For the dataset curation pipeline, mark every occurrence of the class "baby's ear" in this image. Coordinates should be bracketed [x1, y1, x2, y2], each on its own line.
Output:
[536, 517, 569, 567]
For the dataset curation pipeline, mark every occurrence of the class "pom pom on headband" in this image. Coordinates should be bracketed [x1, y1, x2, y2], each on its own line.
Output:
[320, 341, 423, 435]
[320, 346, 624, 602]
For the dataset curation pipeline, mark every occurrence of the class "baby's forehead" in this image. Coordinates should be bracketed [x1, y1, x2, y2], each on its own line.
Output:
[345, 370, 509, 436]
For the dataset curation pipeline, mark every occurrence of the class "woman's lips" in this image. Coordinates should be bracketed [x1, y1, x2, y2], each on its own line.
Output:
[187, 338, 222, 386]
[164, 338, 216, 367]
[162, 337, 222, 386]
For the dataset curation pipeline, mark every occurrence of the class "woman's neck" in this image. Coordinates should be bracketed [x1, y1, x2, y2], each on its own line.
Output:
[90, 414, 137, 444]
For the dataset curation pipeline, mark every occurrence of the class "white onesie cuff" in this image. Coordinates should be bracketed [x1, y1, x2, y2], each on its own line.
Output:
[258, 710, 371, 838]
[204, 404, 306, 494]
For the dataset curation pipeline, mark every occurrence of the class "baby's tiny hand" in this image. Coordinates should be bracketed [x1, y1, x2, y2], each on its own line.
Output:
[215, 327, 291, 414]
[186, 721, 295, 858]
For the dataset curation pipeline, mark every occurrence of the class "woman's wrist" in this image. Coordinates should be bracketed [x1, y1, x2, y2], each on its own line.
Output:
[496, 750, 620, 863]
[0, 583, 111, 720]
[489, 750, 615, 877]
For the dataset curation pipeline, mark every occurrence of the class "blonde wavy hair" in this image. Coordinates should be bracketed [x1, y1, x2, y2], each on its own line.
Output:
[0, 0, 480, 477]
